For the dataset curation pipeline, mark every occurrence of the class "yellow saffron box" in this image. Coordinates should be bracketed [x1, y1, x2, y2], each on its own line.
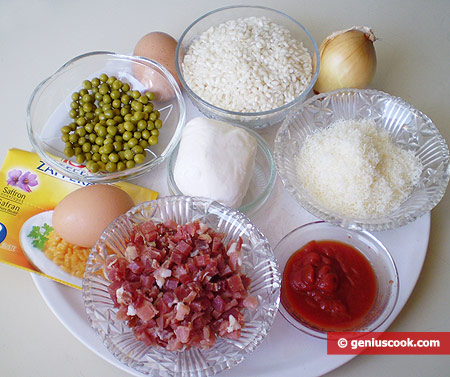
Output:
[0, 148, 158, 289]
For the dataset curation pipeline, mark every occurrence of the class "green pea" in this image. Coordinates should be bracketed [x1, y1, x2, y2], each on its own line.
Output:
[76, 117, 86, 127]
[99, 83, 109, 95]
[122, 83, 130, 92]
[134, 153, 145, 164]
[101, 154, 109, 163]
[147, 120, 155, 130]
[84, 152, 92, 161]
[138, 95, 148, 104]
[155, 119, 163, 129]
[91, 78, 100, 87]
[61, 126, 71, 134]
[70, 101, 79, 110]
[124, 121, 135, 132]
[144, 103, 154, 113]
[99, 73, 108, 82]
[85, 123, 94, 133]
[69, 133, 79, 143]
[97, 161, 106, 171]
[105, 161, 117, 172]
[145, 91, 155, 101]
[102, 94, 112, 104]
[72, 92, 80, 101]
[92, 152, 101, 162]
[151, 129, 159, 136]
[108, 153, 119, 163]
[117, 161, 126, 171]
[124, 150, 134, 160]
[64, 147, 74, 158]
[106, 76, 117, 85]
[148, 135, 158, 145]
[131, 90, 140, 99]
[123, 131, 132, 141]
[91, 144, 100, 153]
[126, 160, 135, 169]
[95, 92, 103, 101]
[133, 111, 144, 121]
[82, 103, 93, 112]
[128, 137, 138, 147]
[121, 94, 131, 105]
[74, 147, 82, 155]
[112, 99, 121, 108]
[79, 89, 88, 96]
[132, 100, 143, 112]
[118, 150, 126, 161]
[139, 140, 149, 149]
[76, 127, 86, 137]
[82, 80, 92, 90]
[82, 94, 93, 103]
[82, 143, 91, 153]
[69, 109, 77, 119]
[95, 136, 104, 146]
[76, 154, 85, 164]
[132, 145, 143, 155]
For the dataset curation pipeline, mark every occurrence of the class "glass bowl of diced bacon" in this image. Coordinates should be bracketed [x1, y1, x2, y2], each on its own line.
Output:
[82, 195, 281, 377]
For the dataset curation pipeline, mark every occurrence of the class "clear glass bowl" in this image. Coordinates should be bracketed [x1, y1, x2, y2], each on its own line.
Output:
[167, 125, 276, 215]
[27, 51, 186, 183]
[274, 88, 450, 231]
[275, 221, 399, 339]
[175, 5, 319, 129]
[82, 196, 281, 377]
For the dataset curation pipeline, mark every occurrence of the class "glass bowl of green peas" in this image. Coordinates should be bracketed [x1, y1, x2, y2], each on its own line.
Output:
[27, 51, 186, 183]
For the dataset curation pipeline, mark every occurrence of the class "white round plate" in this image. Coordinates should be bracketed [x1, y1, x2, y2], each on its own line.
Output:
[31, 204, 430, 377]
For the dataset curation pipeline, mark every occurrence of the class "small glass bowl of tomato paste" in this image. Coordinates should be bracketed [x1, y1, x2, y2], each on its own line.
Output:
[275, 221, 399, 339]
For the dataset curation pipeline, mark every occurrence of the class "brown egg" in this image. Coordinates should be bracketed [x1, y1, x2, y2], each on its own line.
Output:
[133, 32, 183, 101]
[52, 184, 134, 248]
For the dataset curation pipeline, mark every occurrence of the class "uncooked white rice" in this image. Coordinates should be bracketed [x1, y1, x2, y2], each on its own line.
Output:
[182, 16, 313, 113]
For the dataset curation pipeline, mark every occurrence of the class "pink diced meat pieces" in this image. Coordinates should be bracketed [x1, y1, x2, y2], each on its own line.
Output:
[105, 220, 257, 351]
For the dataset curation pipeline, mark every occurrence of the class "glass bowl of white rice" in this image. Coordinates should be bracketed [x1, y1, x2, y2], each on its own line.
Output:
[175, 5, 320, 129]
[274, 88, 450, 231]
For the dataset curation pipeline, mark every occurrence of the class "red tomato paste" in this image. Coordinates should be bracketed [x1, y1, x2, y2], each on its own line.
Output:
[281, 240, 377, 331]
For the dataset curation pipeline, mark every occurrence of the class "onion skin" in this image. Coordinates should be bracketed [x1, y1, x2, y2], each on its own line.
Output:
[313, 27, 377, 93]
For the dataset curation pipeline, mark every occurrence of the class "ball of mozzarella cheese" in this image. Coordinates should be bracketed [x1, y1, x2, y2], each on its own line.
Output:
[173, 117, 257, 208]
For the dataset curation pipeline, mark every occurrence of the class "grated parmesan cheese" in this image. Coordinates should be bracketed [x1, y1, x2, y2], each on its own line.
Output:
[296, 119, 422, 218]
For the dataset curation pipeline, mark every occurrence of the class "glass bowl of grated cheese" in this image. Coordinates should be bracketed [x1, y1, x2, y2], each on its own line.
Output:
[274, 88, 450, 231]
[175, 5, 320, 129]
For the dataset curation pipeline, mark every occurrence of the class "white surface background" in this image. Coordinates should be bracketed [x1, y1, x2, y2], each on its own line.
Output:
[0, 0, 449, 376]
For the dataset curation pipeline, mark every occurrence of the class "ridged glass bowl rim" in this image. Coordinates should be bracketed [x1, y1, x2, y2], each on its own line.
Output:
[166, 124, 276, 214]
[175, 5, 320, 118]
[274, 88, 450, 231]
[82, 196, 282, 376]
[26, 51, 186, 183]
[275, 221, 399, 339]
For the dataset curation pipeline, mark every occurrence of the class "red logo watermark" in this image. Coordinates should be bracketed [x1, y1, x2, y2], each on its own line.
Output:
[327, 332, 450, 355]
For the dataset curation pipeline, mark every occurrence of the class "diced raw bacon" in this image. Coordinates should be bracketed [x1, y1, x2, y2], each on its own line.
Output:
[226, 275, 245, 292]
[125, 245, 139, 261]
[175, 240, 193, 256]
[165, 277, 179, 291]
[140, 274, 155, 289]
[194, 253, 210, 267]
[164, 219, 178, 230]
[175, 302, 190, 321]
[212, 295, 225, 313]
[136, 300, 158, 322]
[105, 219, 257, 351]
[128, 258, 144, 274]
[174, 325, 191, 343]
